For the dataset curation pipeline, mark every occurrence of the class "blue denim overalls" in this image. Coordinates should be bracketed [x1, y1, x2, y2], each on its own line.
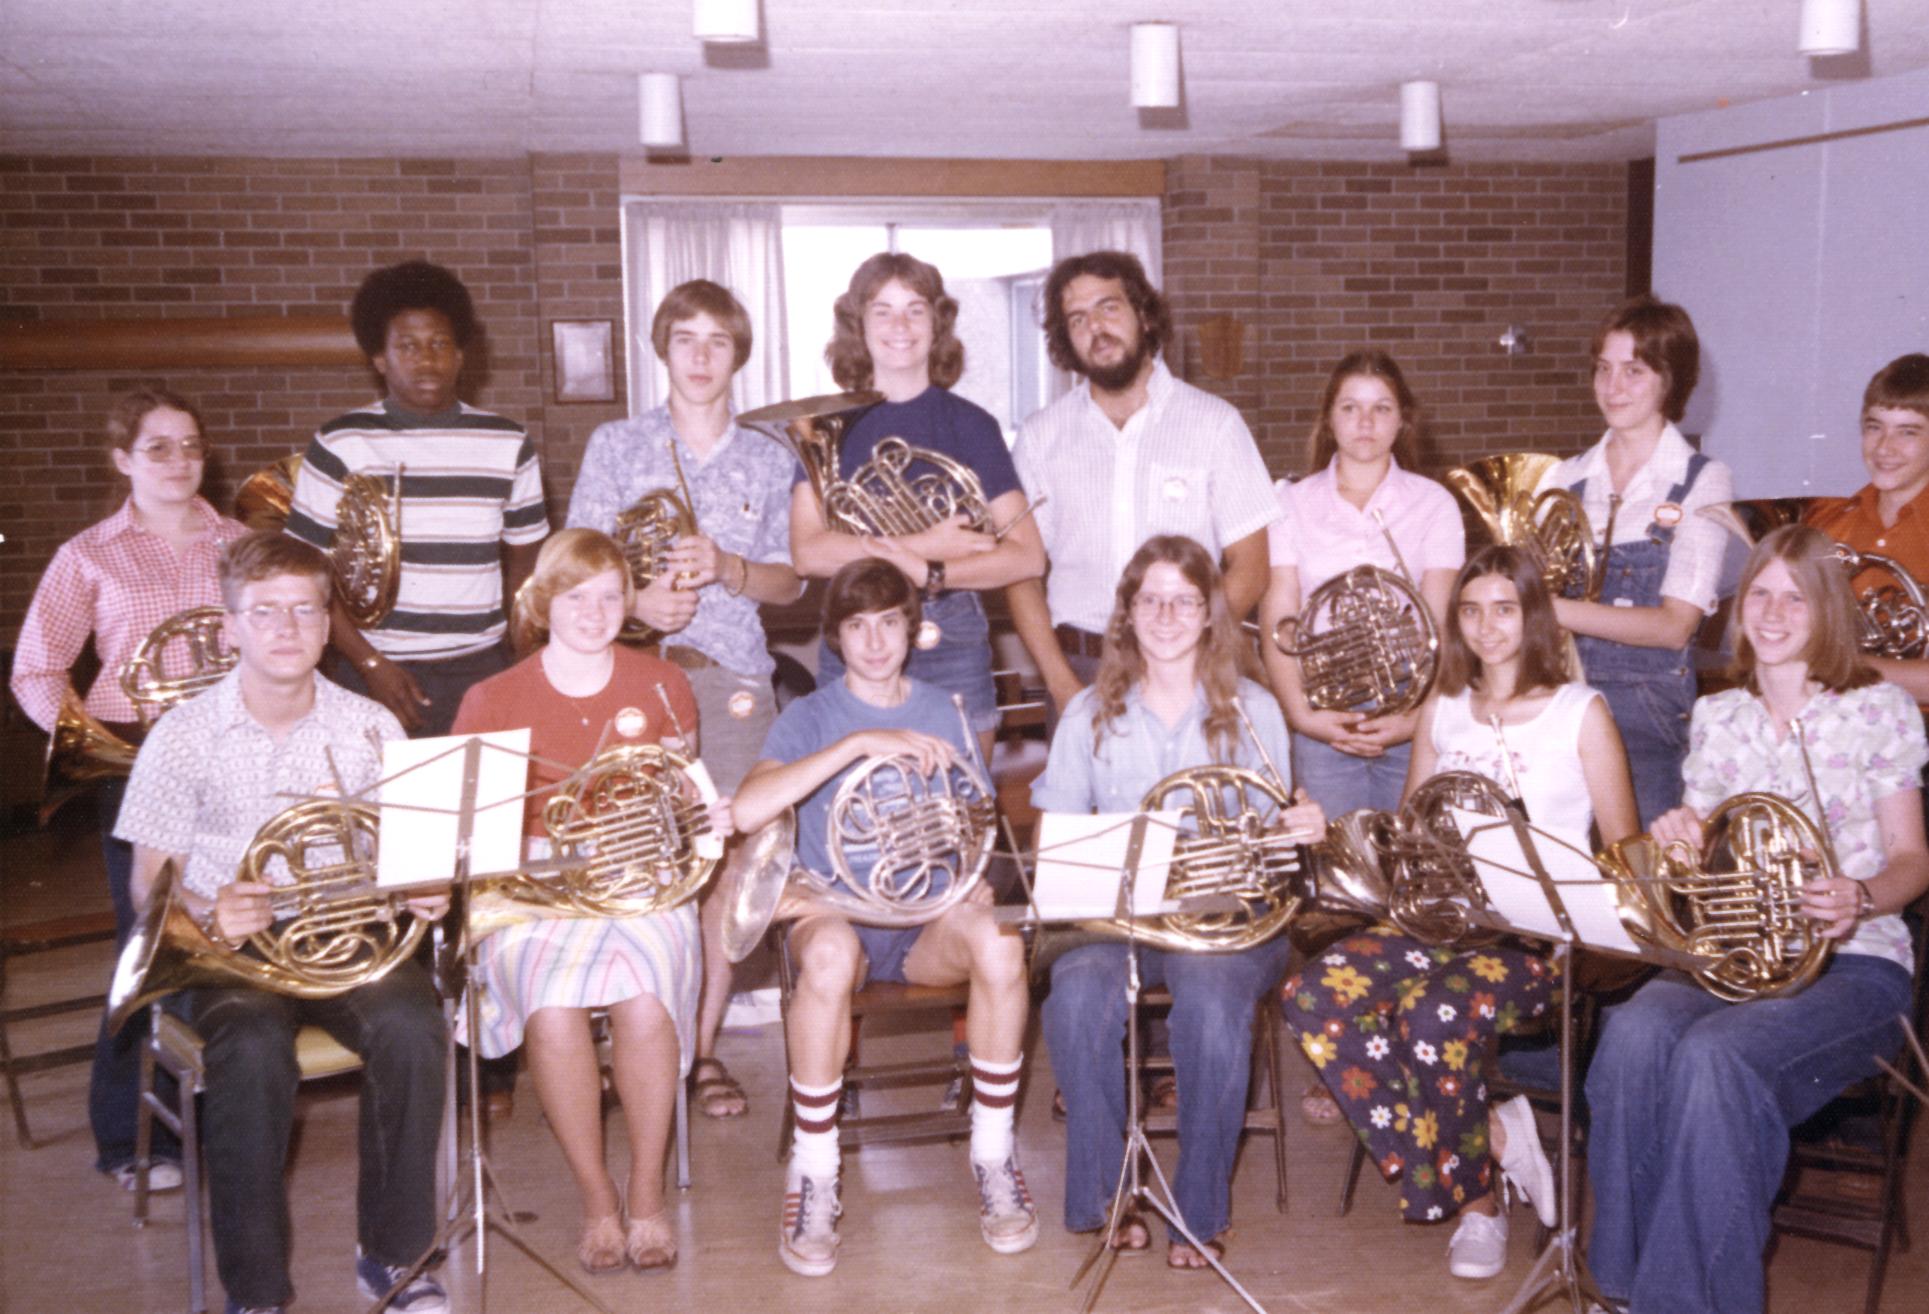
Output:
[1569, 453, 1710, 827]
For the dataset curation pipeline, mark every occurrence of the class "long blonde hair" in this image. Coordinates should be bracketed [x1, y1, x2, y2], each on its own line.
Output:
[1091, 535, 1248, 761]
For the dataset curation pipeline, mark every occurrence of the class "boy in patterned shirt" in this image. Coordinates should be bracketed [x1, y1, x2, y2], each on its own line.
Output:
[115, 532, 450, 1314]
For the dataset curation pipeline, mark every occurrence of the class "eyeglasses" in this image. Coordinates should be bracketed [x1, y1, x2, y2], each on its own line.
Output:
[130, 439, 207, 464]
[236, 603, 327, 632]
[1130, 593, 1208, 620]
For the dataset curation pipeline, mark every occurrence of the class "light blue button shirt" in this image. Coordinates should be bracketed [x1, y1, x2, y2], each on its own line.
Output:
[565, 406, 794, 677]
[1032, 677, 1295, 815]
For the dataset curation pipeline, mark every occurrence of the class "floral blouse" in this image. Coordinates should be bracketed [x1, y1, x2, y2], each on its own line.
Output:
[1683, 679, 1927, 972]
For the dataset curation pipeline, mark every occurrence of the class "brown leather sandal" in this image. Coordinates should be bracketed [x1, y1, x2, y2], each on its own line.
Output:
[690, 1056, 748, 1119]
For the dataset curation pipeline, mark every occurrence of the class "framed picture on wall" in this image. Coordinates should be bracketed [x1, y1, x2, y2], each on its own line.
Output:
[551, 320, 615, 403]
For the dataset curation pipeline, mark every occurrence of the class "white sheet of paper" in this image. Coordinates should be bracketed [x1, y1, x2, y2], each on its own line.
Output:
[376, 730, 530, 888]
[1032, 810, 1183, 920]
[1454, 806, 1642, 953]
[683, 759, 724, 860]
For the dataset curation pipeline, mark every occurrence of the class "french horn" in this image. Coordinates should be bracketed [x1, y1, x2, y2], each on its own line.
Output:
[233, 454, 402, 626]
[1598, 792, 1835, 1002]
[106, 798, 430, 1033]
[739, 391, 993, 536]
[1274, 564, 1439, 717]
[610, 487, 699, 641]
[462, 741, 721, 945]
[1029, 701, 1342, 972]
[715, 694, 995, 962]
[39, 606, 239, 822]
[1447, 453, 1598, 599]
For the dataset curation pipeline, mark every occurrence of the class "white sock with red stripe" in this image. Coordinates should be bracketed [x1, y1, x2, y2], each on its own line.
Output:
[789, 1076, 843, 1179]
[969, 1052, 1022, 1164]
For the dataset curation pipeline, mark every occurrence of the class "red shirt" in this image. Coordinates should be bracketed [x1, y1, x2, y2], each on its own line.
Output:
[450, 644, 699, 838]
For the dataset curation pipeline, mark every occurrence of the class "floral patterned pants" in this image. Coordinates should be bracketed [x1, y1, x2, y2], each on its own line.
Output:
[1282, 925, 1558, 1222]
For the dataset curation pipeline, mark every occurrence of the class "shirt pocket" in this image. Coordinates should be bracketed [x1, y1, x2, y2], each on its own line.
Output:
[1145, 459, 1211, 543]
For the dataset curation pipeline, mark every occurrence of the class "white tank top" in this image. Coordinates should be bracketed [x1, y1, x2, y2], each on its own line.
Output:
[1431, 682, 1602, 844]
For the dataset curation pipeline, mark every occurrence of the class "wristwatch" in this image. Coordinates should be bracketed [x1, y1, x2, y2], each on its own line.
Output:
[923, 560, 946, 600]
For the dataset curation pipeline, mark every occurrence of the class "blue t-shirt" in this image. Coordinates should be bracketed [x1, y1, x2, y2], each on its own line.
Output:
[758, 675, 974, 884]
[791, 385, 1021, 508]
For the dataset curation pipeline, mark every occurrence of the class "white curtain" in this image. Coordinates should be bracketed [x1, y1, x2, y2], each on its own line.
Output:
[623, 202, 787, 414]
[1046, 200, 1164, 400]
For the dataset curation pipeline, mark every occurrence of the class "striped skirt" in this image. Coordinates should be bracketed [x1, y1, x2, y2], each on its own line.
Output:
[459, 900, 700, 1070]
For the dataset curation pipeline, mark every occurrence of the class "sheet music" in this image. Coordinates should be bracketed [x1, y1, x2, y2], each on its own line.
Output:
[1451, 806, 1642, 954]
[1032, 811, 1183, 919]
[376, 730, 530, 888]
[683, 759, 725, 860]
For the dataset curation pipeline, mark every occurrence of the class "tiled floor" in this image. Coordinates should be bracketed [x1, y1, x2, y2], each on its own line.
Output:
[4, 808, 1926, 1313]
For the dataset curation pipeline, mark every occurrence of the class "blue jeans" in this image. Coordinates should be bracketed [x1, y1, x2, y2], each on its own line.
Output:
[1291, 735, 1410, 817]
[187, 960, 446, 1309]
[89, 776, 180, 1171]
[1042, 937, 1291, 1242]
[1584, 955, 1911, 1314]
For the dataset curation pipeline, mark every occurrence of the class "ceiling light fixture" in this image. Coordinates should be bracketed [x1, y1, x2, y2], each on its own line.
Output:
[1399, 80, 1442, 152]
[693, 0, 759, 44]
[1797, 0, 1859, 56]
[1130, 22, 1181, 109]
[639, 73, 684, 149]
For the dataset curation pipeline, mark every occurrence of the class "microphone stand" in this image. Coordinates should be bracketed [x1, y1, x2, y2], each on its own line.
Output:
[1068, 816, 1271, 1314]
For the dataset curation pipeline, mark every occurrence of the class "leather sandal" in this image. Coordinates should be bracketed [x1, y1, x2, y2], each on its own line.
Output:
[690, 1056, 748, 1119]
[626, 1209, 677, 1272]
[1299, 1080, 1345, 1128]
[1106, 1210, 1151, 1253]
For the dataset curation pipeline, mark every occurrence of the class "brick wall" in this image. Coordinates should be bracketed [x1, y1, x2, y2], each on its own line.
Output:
[1, 149, 1628, 647]
[1163, 156, 1629, 478]
[0, 153, 629, 644]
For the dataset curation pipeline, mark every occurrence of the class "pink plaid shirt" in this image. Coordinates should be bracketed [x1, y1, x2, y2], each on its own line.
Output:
[10, 497, 248, 731]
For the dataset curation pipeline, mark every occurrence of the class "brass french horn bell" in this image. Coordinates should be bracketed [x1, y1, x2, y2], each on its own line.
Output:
[1446, 453, 1599, 599]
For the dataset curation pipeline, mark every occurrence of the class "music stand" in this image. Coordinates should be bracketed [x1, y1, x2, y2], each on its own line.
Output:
[1021, 813, 1273, 1314]
[1422, 804, 1706, 1314]
[346, 732, 621, 1314]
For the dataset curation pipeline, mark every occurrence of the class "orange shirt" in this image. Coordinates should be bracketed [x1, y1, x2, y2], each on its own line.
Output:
[1804, 484, 1929, 596]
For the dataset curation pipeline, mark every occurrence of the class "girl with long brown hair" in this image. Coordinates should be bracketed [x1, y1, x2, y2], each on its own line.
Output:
[1035, 534, 1323, 1268]
[1283, 544, 1637, 1281]
[1586, 524, 1928, 1314]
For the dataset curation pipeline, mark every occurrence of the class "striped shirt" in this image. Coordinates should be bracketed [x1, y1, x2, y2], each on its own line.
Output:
[10, 497, 248, 730]
[1013, 359, 1280, 633]
[113, 669, 403, 902]
[285, 400, 549, 660]
[565, 406, 793, 677]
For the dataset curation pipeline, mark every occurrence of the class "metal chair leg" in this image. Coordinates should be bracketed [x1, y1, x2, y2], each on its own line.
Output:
[1261, 1003, 1288, 1213]
[675, 1068, 692, 1191]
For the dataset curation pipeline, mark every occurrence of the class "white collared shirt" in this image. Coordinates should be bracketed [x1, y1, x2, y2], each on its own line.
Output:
[1267, 458, 1465, 594]
[1537, 423, 1734, 614]
[1013, 359, 1280, 633]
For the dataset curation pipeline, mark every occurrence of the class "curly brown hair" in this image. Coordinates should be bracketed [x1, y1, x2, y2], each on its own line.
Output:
[825, 253, 964, 392]
[1090, 535, 1247, 762]
[1041, 250, 1171, 375]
